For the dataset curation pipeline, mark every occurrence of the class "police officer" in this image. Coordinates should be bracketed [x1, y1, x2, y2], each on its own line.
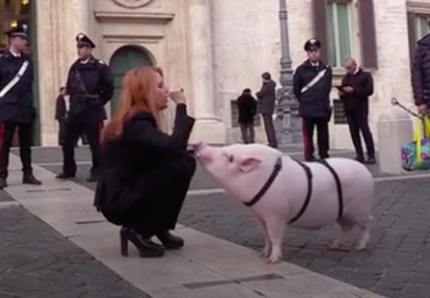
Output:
[293, 38, 332, 161]
[0, 25, 41, 189]
[56, 33, 114, 182]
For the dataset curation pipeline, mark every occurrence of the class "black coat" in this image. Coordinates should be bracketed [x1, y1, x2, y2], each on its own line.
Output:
[412, 34, 430, 105]
[293, 60, 332, 118]
[256, 80, 276, 114]
[340, 69, 373, 112]
[94, 104, 195, 225]
[66, 57, 114, 123]
[0, 50, 36, 123]
[237, 94, 257, 124]
[55, 95, 67, 121]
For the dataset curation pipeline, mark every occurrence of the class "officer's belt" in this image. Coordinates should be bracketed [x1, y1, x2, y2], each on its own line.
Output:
[0, 61, 29, 98]
[72, 94, 100, 101]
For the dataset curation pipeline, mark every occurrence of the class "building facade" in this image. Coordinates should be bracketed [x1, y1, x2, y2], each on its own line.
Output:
[0, 0, 428, 147]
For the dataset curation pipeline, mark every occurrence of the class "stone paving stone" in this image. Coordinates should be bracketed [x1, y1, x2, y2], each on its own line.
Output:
[178, 178, 430, 298]
[0, 206, 151, 298]
[0, 189, 12, 202]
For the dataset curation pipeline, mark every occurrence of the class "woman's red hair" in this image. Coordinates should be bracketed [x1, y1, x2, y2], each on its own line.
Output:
[102, 66, 163, 142]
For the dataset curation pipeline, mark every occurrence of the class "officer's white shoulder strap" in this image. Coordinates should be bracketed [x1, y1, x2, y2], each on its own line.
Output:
[98, 60, 105, 64]
[300, 67, 327, 94]
[0, 60, 30, 98]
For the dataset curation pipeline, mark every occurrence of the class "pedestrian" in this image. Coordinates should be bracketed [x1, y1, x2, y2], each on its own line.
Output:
[56, 33, 114, 182]
[94, 66, 196, 258]
[237, 88, 257, 144]
[0, 25, 41, 189]
[55, 87, 67, 146]
[412, 20, 430, 117]
[256, 72, 278, 148]
[293, 38, 332, 161]
[339, 58, 376, 164]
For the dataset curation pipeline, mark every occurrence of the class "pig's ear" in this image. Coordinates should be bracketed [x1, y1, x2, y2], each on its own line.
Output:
[239, 157, 262, 173]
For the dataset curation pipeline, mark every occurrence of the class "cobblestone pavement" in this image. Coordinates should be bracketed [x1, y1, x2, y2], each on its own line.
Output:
[0, 206, 151, 298]
[13, 147, 430, 298]
[179, 179, 430, 298]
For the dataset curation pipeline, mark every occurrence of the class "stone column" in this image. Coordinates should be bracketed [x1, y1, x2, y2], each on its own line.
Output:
[187, 0, 226, 144]
[35, 0, 91, 145]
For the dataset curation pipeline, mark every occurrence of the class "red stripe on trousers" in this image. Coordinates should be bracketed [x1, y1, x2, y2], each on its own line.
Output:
[302, 119, 309, 160]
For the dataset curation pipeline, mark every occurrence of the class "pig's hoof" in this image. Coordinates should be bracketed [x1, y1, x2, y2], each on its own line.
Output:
[355, 243, 368, 251]
[328, 240, 341, 250]
[267, 256, 281, 264]
[259, 248, 271, 258]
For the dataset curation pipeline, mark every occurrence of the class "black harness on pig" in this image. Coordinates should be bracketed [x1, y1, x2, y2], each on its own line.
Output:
[244, 157, 344, 224]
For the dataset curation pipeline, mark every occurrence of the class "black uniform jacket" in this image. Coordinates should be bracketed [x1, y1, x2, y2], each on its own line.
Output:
[65, 56, 114, 123]
[0, 50, 36, 123]
[94, 104, 195, 224]
[293, 60, 332, 118]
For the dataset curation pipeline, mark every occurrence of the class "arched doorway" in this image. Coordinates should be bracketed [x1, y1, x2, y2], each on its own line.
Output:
[109, 46, 154, 114]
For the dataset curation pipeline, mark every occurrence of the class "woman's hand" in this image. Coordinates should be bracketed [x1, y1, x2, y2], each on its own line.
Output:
[169, 86, 186, 105]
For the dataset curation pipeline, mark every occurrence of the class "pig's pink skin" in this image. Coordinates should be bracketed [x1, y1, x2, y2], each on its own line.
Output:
[194, 143, 374, 264]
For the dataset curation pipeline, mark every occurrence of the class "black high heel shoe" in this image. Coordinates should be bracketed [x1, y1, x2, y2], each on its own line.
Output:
[120, 227, 165, 258]
[156, 230, 184, 250]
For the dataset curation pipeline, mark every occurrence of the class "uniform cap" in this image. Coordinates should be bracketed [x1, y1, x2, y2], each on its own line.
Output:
[5, 24, 28, 40]
[76, 33, 96, 48]
[304, 38, 321, 51]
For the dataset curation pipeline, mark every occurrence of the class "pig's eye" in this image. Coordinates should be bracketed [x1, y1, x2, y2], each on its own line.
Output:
[228, 155, 234, 162]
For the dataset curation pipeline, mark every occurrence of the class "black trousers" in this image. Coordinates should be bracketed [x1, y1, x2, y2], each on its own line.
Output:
[0, 122, 33, 179]
[262, 113, 278, 147]
[62, 120, 103, 175]
[302, 117, 329, 160]
[345, 109, 375, 158]
[58, 120, 88, 147]
[125, 154, 196, 237]
[240, 122, 255, 144]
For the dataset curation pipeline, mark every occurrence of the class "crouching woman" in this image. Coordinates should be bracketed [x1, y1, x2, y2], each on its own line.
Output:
[94, 66, 196, 258]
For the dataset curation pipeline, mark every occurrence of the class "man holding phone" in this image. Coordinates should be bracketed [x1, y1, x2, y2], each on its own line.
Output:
[339, 58, 375, 164]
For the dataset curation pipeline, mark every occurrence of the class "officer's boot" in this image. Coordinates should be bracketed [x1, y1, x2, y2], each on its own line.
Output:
[23, 172, 42, 185]
[86, 172, 98, 183]
[0, 178, 7, 189]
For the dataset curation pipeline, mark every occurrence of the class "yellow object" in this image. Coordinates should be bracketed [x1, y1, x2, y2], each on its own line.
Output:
[414, 116, 430, 164]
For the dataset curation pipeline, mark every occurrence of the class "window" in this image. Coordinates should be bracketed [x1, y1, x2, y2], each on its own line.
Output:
[312, 0, 378, 70]
[0, 0, 31, 51]
[415, 15, 429, 40]
[333, 99, 347, 125]
[326, 2, 352, 68]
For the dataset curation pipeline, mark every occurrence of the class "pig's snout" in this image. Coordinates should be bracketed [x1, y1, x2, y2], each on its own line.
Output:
[193, 142, 209, 153]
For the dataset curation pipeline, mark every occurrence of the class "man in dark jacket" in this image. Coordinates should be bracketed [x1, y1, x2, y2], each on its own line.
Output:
[293, 38, 332, 161]
[56, 33, 114, 182]
[237, 88, 257, 143]
[55, 87, 67, 146]
[256, 72, 278, 148]
[412, 29, 430, 115]
[339, 58, 375, 164]
[0, 25, 41, 189]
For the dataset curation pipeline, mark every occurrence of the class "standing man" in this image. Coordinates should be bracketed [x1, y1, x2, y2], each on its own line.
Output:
[256, 72, 278, 148]
[237, 88, 257, 144]
[293, 38, 332, 161]
[0, 25, 41, 189]
[55, 86, 67, 146]
[339, 58, 376, 164]
[56, 33, 114, 182]
[412, 25, 430, 116]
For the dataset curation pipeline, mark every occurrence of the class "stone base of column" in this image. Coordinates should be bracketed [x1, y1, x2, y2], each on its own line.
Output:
[189, 119, 226, 144]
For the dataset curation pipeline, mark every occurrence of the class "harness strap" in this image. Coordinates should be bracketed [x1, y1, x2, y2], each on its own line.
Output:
[244, 157, 283, 207]
[288, 160, 313, 224]
[315, 160, 343, 220]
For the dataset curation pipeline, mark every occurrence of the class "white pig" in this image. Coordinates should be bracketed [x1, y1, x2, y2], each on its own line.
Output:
[193, 143, 374, 264]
